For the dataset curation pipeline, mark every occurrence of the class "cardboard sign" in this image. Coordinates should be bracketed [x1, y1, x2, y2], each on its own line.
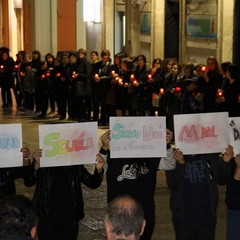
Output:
[229, 117, 240, 156]
[39, 122, 98, 167]
[0, 124, 22, 168]
[174, 112, 229, 154]
[110, 117, 166, 158]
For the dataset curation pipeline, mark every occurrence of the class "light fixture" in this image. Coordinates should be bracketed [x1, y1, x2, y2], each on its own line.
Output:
[14, 0, 23, 9]
[83, 0, 101, 23]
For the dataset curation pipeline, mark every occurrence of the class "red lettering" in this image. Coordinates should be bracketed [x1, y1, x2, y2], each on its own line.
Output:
[201, 126, 217, 138]
[179, 126, 199, 142]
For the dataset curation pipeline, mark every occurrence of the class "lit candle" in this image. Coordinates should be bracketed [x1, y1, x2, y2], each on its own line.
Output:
[175, 86, 181, 93]
[0, 65, 4, 70]
[118, 78, 123, 85]
[155, 111, 158, 116]
[46, 72, 50, 77]
[160, 88, 164, 94]
[41, 74, 46, 79]
[56, 72, 61, 77]
[130, 74, 135, 82]
[216, 89, 224, 97]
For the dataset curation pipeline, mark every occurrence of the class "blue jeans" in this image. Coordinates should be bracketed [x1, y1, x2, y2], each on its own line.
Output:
[227, 209, 240, 240]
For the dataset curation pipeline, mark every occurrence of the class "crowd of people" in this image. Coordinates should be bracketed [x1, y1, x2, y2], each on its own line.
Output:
[0, 45, 240, 240]
[1, 46, 240, 130]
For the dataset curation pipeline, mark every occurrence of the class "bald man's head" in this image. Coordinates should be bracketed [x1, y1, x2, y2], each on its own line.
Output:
[105, 195, 146, 240]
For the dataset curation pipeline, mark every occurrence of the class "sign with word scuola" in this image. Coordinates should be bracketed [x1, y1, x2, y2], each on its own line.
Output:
[39, 122, 98, 167]
[174, 112, 229, 155]
[110, 117, 166, 158]
[0, 124, 22, 168]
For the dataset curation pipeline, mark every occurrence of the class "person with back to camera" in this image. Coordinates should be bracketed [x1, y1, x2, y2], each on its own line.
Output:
[0, 194, 37, 240]
[100, 128, 175, 240]
[166, 144, 234, 240]
[105, 195, 146, 240]
[27, 148, 105, 240]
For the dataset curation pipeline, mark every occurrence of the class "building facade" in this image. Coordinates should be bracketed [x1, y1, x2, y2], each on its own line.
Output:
[0, 0, 237, 65]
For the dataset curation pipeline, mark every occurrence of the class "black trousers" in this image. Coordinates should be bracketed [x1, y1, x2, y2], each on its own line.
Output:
[37, 218, 79, 240]
[173, 221, 216, 240]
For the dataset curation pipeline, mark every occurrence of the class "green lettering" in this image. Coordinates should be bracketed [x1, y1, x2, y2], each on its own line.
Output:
[44, 132, 60, 157]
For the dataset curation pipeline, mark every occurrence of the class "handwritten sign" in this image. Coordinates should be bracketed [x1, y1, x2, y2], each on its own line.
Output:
[110, 117, 166, 158]
[229, 117, 240, 156]
[174, 112, 229, 154]
[39, 122, 98, 167]
[0, 124, 22, 168]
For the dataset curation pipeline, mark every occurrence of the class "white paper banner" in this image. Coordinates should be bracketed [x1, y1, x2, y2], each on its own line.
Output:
[174, 112, 229, 154]
[229, 117, 240, 156]
[0, 124, 22, 168]
[39, 122, 98, 167]
[110, 117, 166, 158]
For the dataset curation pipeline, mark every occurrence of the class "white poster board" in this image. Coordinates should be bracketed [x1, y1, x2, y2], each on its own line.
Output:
[0, 124, 22, 168]
[174, 112, 229, 154]
[229, 117, 240, 156]
[39, 122, 98, 167]
[110, 117, 166, 158]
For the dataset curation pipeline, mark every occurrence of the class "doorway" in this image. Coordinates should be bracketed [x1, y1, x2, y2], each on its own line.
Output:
[164, 0, 179, 60]
[114, 1, 125, 55]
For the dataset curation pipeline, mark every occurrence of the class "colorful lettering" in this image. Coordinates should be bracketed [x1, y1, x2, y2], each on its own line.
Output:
[143, 126, 163, 141]
[44, 132, 94, 157]
[179, 125, 218, 142]
[111, 123, 141, 139]
[0, 137, 20, 149]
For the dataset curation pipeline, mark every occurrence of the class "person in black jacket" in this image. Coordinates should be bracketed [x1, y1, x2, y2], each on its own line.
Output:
[166, 145, 234, 240]
[73, 49, 92, 122]
[0, 48, 15, 108]
[29, 149, 105, 240]
[92, 50, 112, 126]
[197, 56, 223, 113]
[54, 52, 70, 120]
[216, 64, 240, 117]
[100, 129, 176, 240]
[0, 146, 34, 199]
[224, 153, 240, 240]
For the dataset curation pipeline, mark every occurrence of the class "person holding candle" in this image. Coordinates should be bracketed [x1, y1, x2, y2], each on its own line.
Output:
[215, 64, 240, 117]
[128, 54, 150, 116]
[164, 62, 183, 131]
[54, 52, 70, 120]
[197, 56, 223, 113]
[92, 49, 112, 126]
[0, 47, 15, 108]
[149, 58, 163, 116]
[115, 58, 134, 116]
[73, 49, 92, 122]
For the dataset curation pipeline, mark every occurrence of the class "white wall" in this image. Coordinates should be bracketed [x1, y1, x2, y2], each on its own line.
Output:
[180, 0, 234, 64]
[31, 0, 51, 57]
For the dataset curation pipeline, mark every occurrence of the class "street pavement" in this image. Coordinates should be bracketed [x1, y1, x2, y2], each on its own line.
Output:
[0, 93, 227, 240]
